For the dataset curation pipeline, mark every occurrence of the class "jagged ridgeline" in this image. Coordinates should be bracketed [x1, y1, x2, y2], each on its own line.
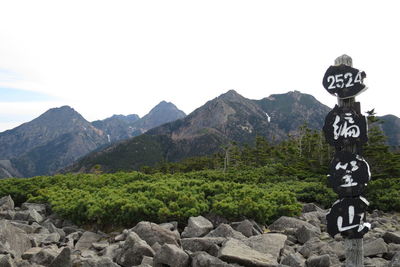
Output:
[66, 91, 331, 173]
[66, 90, 400, 175]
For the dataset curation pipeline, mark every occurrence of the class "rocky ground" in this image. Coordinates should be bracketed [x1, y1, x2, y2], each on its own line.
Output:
[0, 195, 400, 267]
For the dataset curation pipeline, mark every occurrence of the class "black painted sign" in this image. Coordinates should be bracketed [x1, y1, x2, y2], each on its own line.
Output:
[322, 64, 367, 98]
[328, 151, 371, 197]
[326, 197, 371, 239]
[323, 105, 368, 148]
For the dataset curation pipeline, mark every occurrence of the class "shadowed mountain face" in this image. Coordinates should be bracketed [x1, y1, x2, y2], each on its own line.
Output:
[380, 115, 400, 148]
[67, 90, 335, 173]
[0, 106, 109, 178]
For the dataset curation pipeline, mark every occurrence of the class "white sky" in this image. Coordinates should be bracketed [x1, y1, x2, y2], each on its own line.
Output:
[1, 0, 400, 132]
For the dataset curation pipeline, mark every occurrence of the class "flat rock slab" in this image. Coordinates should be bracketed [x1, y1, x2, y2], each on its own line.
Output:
[75, 231, 102, 251]
[218, 238, 279, 267]
[243, 233, 287, 259]
[154, 244, 189, 267]
[269, 216, 320, 234]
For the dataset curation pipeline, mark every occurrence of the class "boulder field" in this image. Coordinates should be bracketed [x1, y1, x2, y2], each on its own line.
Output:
[0, 195, 399, 267]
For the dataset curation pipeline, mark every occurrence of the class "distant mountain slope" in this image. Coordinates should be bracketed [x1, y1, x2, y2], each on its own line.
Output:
[255, 90, 330, 134]
[380, 115, 400, 148]
[0, 106, 108, 178]
[67, 90, 334, 173]
[0, 102, 186, 178]
[0, 106, 105, 159]
[92, 101, 186, 143]
[92, 114, 140, 143]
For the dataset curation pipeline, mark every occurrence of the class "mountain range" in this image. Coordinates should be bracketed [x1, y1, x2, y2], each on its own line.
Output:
[67, 90, 400, 174]
[0, 102, 185, 178]
[1, 90, 399, 178]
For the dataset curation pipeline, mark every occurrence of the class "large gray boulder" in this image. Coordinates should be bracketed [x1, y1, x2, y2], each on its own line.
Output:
[49, 247, 71, 267]
[205, 224, 247, 241]
[181, 237, 225, 256]
[295, 225, 320, 244]
[218, 238, 279, 267]
[75, 231, 102, 251]
[280, 253, 305, 267]
[364, 238, 388, 257]
[298, 237, 328, 259]
[30, 246, 60, 266]
[116, 232, 155, 267]
[182, 216, 214, 238]
[131, 221, 180, 246]
[0, 219, 32, 258]
[154, 244, 189, 267]
[231, 219, 263, 237]
[0, 195, 14, 211]
[41, 220, 66, 241]
[243, 233, 287, 260]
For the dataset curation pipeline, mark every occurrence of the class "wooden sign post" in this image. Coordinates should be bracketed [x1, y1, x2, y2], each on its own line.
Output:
[323, 55, 371, 267]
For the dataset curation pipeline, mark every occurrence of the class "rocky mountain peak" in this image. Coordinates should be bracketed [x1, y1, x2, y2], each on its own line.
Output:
[148, 101, 184, 115]
[217, 89, 246, 102]
[34, 105, 86, 126]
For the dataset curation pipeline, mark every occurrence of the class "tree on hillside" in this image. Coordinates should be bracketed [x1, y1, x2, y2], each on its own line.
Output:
[364, 109, 400, 179]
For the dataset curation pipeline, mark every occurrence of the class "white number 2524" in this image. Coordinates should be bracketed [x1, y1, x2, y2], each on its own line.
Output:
[327, 72, 363, 90]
